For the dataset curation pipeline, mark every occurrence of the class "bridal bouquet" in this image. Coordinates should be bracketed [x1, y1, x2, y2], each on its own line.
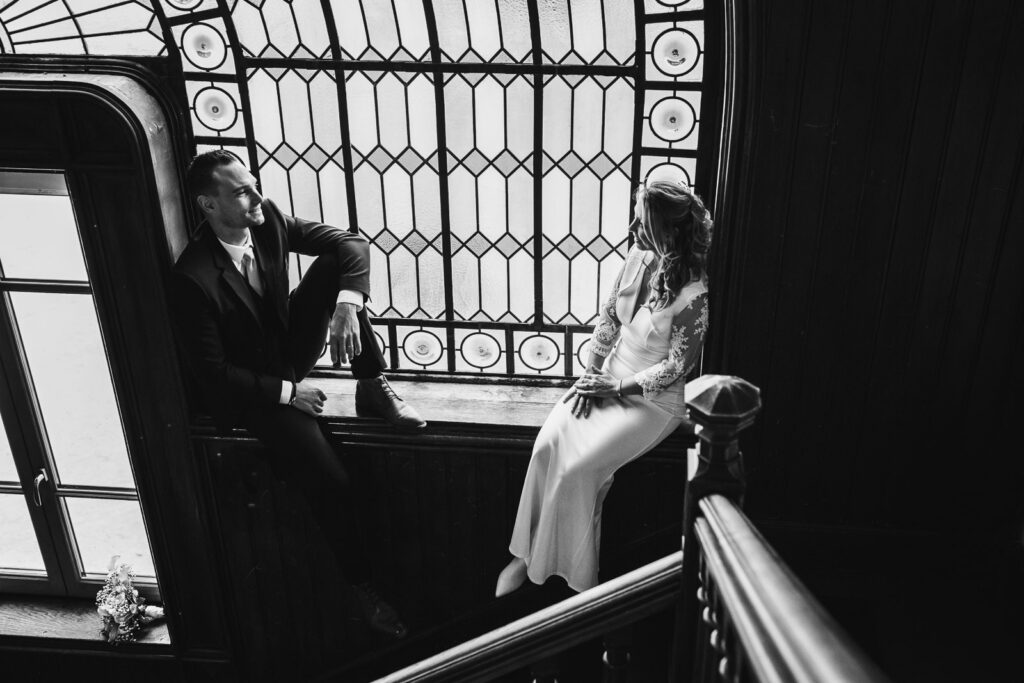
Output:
[95, 556, 165, 644]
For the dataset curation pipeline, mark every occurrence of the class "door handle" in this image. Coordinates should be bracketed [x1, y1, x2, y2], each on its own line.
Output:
[32, 468, 48, 507]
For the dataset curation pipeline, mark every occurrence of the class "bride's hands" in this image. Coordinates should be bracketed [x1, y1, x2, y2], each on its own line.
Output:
[563, 371, 620, 418]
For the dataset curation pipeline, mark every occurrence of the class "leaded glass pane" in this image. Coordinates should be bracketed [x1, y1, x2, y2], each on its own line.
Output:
[161, 0, 218, 17]
[250, 68, 349, 228]
[572, 332, 593, 375]
[453, 328, 506, 373]
[173, 18, 237, 75]
[445, 73, 534, 323]
[645, 0, 704, 12]
[640, 156, 697, 188]
[433, 0, 532, 64]
[0, 494, 46, 573]
[347, 70, 443, 319]
[541, 75, 632, 325]
[188, 80, 246, 139]
[334, 0, 431, 61]
[233, 0, 331, 59]
[513, 331, 563, 376]
[396, 324, 446, 371]
[538, 0, 635, 66]
[0, 0, 162, 56]
[645, 20, 705, 83]
[643, 91, 702, 151]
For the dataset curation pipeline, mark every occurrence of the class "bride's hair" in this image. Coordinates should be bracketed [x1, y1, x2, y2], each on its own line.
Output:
[639, 180, 713, 310]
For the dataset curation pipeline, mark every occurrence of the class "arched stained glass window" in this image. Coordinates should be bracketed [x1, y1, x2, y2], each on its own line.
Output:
[0, 0, 711, 379]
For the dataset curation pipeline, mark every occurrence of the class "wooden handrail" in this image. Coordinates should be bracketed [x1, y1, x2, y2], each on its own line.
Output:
[694, 495, 889, 683]
[374, 551, 683, 682]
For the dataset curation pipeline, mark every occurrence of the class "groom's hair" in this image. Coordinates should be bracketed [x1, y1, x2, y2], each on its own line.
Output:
[186, 149, 246, 201]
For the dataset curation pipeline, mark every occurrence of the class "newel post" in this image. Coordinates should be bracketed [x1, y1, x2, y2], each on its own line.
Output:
[669, 374, 762, 681]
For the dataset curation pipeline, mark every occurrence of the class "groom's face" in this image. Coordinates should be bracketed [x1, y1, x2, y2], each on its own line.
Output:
[200, 161, 266, 230]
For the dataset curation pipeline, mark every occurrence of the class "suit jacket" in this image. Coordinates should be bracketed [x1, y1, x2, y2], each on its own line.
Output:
[170, 198, 370, 430]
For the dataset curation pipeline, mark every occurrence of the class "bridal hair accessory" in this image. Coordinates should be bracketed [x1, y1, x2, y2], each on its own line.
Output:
[95, 555, 165, 644]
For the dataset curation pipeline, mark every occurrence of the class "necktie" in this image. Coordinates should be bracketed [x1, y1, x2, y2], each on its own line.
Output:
[241, 249, 264, 297]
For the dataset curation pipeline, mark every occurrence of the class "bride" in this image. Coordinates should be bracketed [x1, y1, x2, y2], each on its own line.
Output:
[496, 180, 712, 595]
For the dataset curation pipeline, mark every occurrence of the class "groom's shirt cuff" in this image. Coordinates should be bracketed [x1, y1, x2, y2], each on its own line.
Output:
[337, 289, 364, 310]
[279, 380, 293, 405]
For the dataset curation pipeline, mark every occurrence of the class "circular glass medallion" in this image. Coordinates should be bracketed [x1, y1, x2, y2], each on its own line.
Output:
[645, 162, 691, 188]
[194, 87, 237, 132]
[402, 330, 443, 367]
[181, 23, 227, 71]
[649, 97, 696, 142]
[460, 332, 501, 369]
[166, 0, 202, 9]
[651, 29, 701, 77]
[575, 338, 591, 370]
[519, 335, 559, 371]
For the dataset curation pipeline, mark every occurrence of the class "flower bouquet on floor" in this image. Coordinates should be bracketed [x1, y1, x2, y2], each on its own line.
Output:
[95, 555, 165, 644]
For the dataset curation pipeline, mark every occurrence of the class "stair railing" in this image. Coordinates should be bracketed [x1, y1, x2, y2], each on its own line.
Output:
[375, 550, 682, 682]
[375, 375, 888, 683]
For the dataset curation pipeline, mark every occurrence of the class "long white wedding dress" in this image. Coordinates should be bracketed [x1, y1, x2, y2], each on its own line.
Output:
[508, 246, 709, 591]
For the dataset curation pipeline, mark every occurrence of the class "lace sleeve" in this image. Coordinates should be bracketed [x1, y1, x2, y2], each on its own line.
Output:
[588, 265, 625, 357]
[634, 292, 709, 399]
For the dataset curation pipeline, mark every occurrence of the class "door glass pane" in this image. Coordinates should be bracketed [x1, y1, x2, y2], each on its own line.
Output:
[0, 176, 88, 281]
[64, 498, 154, 578]
[9, 292, 134, 488]
[0, 493, 46, 572]
[0, 419, 18, 483]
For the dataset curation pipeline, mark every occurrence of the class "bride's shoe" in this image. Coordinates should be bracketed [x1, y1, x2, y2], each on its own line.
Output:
[495, 557, 528, 597]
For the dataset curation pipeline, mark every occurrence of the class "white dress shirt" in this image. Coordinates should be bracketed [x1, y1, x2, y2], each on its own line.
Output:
[217, 230, 363, 404]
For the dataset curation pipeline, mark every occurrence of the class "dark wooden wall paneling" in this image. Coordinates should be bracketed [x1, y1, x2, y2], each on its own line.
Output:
[718, 0, 1024, 533]
[194, 433, 688, 681]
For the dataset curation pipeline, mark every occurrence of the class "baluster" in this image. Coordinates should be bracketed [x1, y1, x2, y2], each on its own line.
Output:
[695, 562, 711, 681]
[700, 599, 718, 683]
[602, 625, 632, 682]
[712, 609, 731, 681]
[530, 656, 560, 683]
[670, 375, 762, 682]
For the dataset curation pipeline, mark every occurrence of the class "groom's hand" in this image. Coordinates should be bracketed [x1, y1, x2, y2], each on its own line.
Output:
[329, 302, 361, 367]
[292, 380, 327, 416]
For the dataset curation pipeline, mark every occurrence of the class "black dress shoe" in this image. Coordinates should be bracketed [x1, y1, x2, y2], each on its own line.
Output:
[353, 583, 407, 639]
[355, 375, 427, 430]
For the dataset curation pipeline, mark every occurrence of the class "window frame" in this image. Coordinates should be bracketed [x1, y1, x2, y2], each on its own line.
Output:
[0, 170, 160, 601]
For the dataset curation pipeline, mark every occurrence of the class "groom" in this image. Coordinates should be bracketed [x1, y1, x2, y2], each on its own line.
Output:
[169, 150, 423, 638]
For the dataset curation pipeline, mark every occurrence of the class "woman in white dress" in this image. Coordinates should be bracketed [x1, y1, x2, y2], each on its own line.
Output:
[496, 180, 712, 596]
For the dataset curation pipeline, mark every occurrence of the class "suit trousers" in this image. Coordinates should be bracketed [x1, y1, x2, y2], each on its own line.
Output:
[242, 251, 385, 583]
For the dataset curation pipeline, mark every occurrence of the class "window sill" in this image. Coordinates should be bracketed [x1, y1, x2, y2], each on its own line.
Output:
[189, 377, 697, 453]
[0, 595, 170, 649]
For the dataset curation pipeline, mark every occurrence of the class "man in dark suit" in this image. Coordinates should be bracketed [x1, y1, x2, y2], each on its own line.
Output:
[170, 150, 422, 638]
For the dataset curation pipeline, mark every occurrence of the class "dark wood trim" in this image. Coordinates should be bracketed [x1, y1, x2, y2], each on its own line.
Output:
[700, 0, 749, 374]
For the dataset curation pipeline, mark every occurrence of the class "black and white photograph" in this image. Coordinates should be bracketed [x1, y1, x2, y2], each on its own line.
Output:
[0, 1, 1021, 681]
